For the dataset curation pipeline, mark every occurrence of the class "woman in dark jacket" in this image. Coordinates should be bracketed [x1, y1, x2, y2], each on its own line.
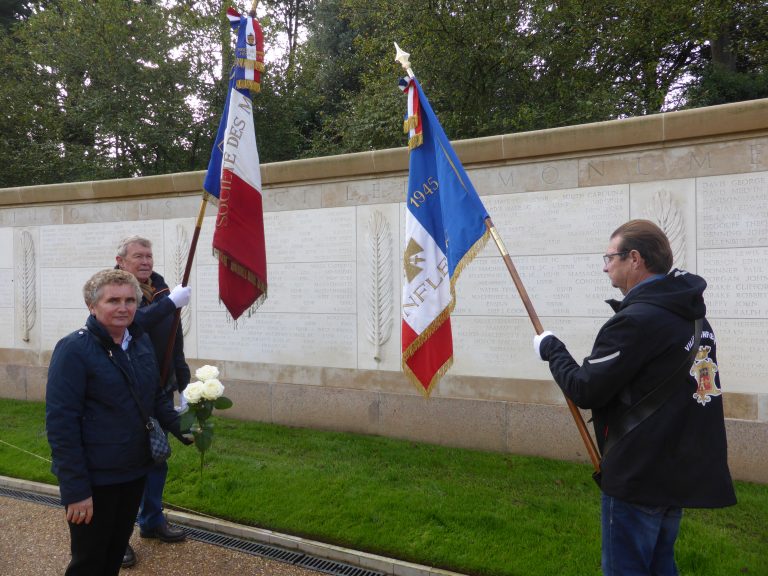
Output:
[46, 269, 190, 576]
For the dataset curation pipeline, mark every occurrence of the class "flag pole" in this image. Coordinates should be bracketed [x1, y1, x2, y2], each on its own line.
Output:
[395, 43, 601, 472]
[159, 192, 208, 387]
[484, 218, 601, 472]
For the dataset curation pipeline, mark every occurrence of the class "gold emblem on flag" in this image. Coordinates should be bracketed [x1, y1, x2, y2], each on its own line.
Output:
[690, 345, 721, 406]
[404, 237, 425, 283]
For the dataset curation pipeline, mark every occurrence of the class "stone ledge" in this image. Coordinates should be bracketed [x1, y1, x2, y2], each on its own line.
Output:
[3, 97, 767, 204]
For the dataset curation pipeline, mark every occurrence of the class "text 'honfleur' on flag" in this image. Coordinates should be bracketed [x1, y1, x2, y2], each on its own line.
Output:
[400, 75, 490, 396]
[203, 6, 267, 320]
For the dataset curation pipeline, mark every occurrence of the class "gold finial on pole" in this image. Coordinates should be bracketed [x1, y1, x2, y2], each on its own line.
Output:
[250, 0, 258, 16]
[394, 42, 414, 79]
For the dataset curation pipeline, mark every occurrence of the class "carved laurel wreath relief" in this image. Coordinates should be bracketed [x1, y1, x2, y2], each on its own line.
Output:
[646, 190, 686, 270]
[173, 224, 192, 337]
[365, 210, 394, 362]
[18, 230, 37, 343]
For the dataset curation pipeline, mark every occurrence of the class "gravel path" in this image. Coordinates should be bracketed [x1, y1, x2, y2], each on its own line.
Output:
[0, 496, 326, 576]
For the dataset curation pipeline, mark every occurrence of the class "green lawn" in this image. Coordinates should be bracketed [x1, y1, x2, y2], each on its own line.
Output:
[2, 397, 766, 576]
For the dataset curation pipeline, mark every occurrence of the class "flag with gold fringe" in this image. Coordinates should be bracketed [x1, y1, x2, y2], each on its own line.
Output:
[203, 6, 267, 320]
[400, 76, 490, 395]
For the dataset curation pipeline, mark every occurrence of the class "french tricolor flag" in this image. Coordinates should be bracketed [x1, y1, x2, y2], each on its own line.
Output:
[203, 8, 267, 320]
[400, 77, 489, 395]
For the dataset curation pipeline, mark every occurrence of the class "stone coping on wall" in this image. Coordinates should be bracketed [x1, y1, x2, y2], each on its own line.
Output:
[2, 97, 768, 208]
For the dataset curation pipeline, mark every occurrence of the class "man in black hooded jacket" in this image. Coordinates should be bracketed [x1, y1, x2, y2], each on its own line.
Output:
[534, 220, 735, 575]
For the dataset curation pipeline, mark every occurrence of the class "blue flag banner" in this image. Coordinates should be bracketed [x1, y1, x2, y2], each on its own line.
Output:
[401, 76, 489, 395]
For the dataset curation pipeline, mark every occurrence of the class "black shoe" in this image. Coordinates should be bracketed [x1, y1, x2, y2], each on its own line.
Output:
[122, 544, 137, 568]
[139, 522, 186, 543]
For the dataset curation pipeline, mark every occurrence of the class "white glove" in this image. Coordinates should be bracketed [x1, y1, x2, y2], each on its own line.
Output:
[533, 331, 555, 360]
[169, 284, 191, 308]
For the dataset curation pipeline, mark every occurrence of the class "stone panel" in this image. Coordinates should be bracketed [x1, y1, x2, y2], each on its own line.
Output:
[467, 159, 579, 196]
[579, 138, 768, 187]
[378, 393, 508, 451]
[630, 179, 696, 272]
[40, 221, 165, 268]
[196, 310, 357, 369]
[219, 379, 272, 423]
[321, 176, 407, 207]
[709, 319, 766, 394]
[697, 171, 768, 249]
[0, 206, 62, 227]
[724, 419, 768, 484]
[505, 402, 597, 464]
[270, 383, 381, 435]
[700, 248, 768, 319]
[0, 308, 13, 348]
[480, 185, 629, 256]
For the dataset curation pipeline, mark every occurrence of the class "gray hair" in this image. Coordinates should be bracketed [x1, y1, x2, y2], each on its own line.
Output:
[116, 235, 152, 258]
[83, 269, 142, 307]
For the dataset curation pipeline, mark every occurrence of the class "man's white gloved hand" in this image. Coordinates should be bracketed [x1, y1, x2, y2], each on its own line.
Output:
[169, 284, 191, 308]
[533, 331, 555, 360]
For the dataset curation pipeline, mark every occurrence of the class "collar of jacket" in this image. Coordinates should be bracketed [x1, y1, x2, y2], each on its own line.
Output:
[85, 313, 145, 347]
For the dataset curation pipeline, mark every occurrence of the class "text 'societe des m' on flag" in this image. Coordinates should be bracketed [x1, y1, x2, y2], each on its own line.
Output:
[203, 7, 267, 320]
[400, 76, 490, 396]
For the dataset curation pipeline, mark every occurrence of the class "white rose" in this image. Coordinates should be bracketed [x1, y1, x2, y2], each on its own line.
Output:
[201, 378, 225, 401]
[195, 365, 220, 382]
[183, 381, 204, 404]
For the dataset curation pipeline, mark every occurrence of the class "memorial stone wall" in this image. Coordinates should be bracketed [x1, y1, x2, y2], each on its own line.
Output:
[2, 98, 768, 482]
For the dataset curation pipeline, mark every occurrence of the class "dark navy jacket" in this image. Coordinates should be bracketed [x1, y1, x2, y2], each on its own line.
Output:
[46, 315, 183, 506]
[133, 271, 190, 393]
[540, 269, 736, 508]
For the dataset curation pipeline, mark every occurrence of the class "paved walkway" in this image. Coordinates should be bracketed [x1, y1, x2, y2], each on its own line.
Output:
[0, 476, 463, 576]
[0, 495, 326, 576]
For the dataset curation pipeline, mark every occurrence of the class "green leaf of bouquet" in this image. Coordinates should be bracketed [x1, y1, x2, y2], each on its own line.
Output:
[195, 429, 213, 453]
[214, 396, 233, 410]
[179, 410, 196, 430]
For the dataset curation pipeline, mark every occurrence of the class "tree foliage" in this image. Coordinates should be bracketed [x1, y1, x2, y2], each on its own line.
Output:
[1, 0, 767, 187]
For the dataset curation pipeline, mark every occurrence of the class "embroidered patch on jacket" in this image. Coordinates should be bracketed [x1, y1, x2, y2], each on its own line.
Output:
[690, 345, 720, 406]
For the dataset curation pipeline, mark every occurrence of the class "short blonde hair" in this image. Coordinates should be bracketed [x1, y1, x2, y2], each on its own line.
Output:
[83, 269, 141, 307]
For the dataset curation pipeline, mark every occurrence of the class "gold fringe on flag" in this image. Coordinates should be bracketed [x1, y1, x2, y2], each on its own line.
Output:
[403, 115, 418, 133]
[235, 57, 266, 72]
[400, 227, 490, 397]
[236, 79, 262, 93]
[407, 133, 423, 150]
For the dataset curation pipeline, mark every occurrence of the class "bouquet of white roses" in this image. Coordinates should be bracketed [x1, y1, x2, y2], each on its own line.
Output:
[180, 365, 232, 477]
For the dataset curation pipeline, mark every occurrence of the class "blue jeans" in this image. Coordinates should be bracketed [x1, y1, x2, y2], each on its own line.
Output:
[138, 460, 168, 531]
[601, 493, 682, 576]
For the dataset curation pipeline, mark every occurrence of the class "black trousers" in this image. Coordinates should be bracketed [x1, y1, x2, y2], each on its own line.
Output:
[65, 476, 146, 576]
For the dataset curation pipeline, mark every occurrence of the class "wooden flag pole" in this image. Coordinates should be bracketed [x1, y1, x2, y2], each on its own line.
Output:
[159, 193, 208, 388]
[484, 217, 601, 472]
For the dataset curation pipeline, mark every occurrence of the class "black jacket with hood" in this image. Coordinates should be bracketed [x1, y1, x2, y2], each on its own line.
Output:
[539, 269, 736, 508]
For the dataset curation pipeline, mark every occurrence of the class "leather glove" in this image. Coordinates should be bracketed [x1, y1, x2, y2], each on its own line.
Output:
[533, 331, 555, 360]
[169, 285, 191, 308]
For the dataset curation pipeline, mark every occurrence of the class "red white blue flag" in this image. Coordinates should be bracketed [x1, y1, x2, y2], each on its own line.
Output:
[203, 7, 267, 320]
[400, 77, 489, 395]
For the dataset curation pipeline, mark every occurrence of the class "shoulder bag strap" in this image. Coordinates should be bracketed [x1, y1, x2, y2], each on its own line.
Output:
[602, 317, 703, 458]
[83, 326, 153, 429]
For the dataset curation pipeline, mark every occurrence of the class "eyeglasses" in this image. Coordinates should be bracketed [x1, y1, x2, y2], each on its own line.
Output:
[602, 251, 629, 265]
